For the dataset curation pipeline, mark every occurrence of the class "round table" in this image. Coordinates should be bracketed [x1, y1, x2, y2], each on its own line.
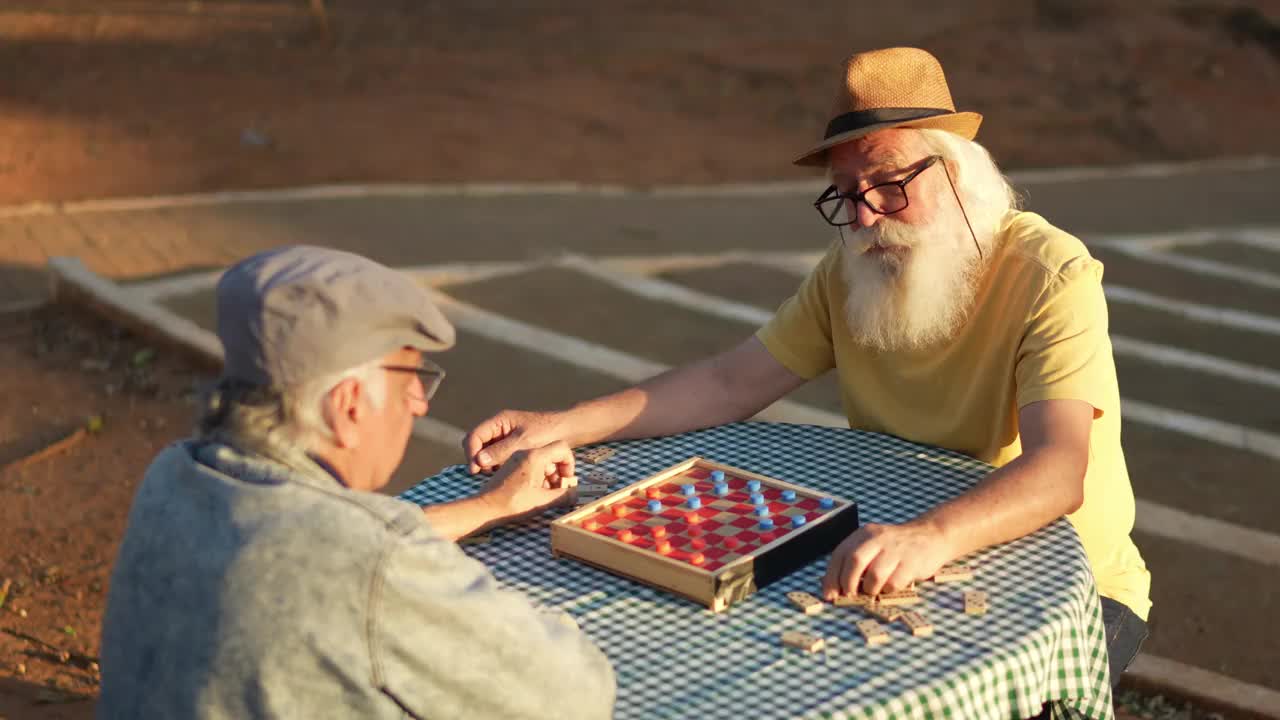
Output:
[401, 422, 1114, 720]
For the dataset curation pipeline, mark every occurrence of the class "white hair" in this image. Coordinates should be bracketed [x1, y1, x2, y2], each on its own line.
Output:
[198, 359, 388, 464]
[915, 128, 1021, 244]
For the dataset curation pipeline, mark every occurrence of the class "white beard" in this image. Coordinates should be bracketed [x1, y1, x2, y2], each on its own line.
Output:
[839, 216, 987, 352]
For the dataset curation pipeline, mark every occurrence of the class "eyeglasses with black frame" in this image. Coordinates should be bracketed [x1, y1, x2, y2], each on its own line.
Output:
[813, 154, 942, 227]
[381, 356, 446, 402]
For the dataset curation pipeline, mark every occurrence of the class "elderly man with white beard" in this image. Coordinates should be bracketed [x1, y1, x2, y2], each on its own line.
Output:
[462, 47, 1151, 690]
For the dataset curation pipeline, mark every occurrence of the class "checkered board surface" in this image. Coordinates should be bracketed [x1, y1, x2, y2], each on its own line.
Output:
[576, 466, 848, 573]
[401, 422, 1114, 720]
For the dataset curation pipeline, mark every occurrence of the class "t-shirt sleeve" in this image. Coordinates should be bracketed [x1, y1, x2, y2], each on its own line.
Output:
[370, 526, 615, 720]
[1015, 256, 1115, 417]
[754, 240, 839, 379]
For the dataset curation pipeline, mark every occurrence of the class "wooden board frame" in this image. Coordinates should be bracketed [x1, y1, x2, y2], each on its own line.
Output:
[550, 456, 860, 612]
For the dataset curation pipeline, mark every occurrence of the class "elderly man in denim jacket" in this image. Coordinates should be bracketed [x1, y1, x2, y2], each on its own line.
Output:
[98, 246, 615, 719]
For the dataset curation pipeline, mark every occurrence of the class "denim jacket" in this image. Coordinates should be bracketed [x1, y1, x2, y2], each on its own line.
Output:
[98, 441, 616, 719]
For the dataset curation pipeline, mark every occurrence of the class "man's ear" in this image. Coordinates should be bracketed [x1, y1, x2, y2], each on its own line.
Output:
[323, 377, 365, 449]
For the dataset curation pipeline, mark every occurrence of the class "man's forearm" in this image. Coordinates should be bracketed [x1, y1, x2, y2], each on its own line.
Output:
[917, 446, 1086, 560]
[421, 495, 505, 541]
[562, 357, 759, 446]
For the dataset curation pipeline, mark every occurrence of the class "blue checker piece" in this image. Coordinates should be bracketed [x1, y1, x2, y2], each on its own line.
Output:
[780, 489, 796, 502]
[749, 492, 765, 505]
[686, 497, 702, 509]
[758, 518, 775, 531]
[753, 505, 771, 518]
[647, 499, 662, 513]
[710, 470, 725, 482]
[790, 514, 807, 528]
[746, 479, 762, 492]
[681, 484, 697, 496]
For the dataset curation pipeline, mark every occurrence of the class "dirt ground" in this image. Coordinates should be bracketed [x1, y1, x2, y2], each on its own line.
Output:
[2, 0, 1279, 204]
[2, 1, 1278, 717]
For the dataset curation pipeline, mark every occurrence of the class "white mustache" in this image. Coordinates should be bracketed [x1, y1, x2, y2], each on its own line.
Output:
[848, 221, 918, 253]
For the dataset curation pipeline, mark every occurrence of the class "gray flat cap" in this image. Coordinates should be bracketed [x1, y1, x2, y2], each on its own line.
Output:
[215, 245, 455, 386]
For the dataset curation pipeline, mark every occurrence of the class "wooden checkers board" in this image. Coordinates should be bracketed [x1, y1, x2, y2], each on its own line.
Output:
[550, 456, 860, 612]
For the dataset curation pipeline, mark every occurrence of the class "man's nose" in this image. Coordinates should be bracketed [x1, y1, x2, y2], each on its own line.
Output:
[854, 199, 882, 229]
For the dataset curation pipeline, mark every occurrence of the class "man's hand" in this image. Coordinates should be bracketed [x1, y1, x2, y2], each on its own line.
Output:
[479, 441, 577, 521]
[820, 520, 955, 600]
[464, 409, 569, 474]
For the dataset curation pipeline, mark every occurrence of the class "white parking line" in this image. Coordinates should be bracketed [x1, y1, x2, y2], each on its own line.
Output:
[1103, 244, 1280, 290]
[424, 288, 846, 431]
[1104, 285, 1280, 336]
[1110, 336, 1280, 390]
[1134, 500, 1280, 568]
[1122, 399, 1280, 461]
[1088, 227, 1280, 252]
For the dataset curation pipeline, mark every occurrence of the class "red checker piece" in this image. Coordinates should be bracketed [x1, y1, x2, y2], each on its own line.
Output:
[646, 487, 664, 499]
[655, 539, 673, 555]
[610, 504, 629, 518]
[618, 529, 636, 542]
[684, 512, 703, 525]
[723, 537, 741, 550]
[581, 518, 601, 531]
[686, 526, 704, 538]
[649, 525, 667, 539]
[690, 538, 708, 550]
[688, 552, 706, 566]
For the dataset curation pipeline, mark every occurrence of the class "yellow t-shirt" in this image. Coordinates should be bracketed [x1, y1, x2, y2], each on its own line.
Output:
[757, 210, 1151, 619]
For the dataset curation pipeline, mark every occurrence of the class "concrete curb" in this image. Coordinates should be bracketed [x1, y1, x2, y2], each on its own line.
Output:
[48, 257, 224, 370]
[1123, 655, 1280, 719]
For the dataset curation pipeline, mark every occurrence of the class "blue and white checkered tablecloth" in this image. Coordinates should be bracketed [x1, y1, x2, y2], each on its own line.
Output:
[400, 421, 1114, 720]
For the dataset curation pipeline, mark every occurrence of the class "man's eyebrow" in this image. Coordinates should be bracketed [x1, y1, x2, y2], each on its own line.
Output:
[832, 154, 916, 186]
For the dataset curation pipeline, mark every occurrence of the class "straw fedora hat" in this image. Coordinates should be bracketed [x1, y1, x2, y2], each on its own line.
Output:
[793, 47, 982, 167]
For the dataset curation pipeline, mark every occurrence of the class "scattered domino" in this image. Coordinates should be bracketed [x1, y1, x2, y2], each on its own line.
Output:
[580, 447, 617, 464]
[832, 593, 872, 607]
[786, 591, 825, 615]
[964, 590, 988, 616]
[780, 630, 825, 653]
[585, 469, 618, 485]
[876, 587, 922, 607]
[559, 475, 580, 489]
[856, 619, 890, 646]
[932, 564, 974, 583]
[576, 484, 612, 504]
[899, 610, 934, 637]
[864, 602, 903, 622]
